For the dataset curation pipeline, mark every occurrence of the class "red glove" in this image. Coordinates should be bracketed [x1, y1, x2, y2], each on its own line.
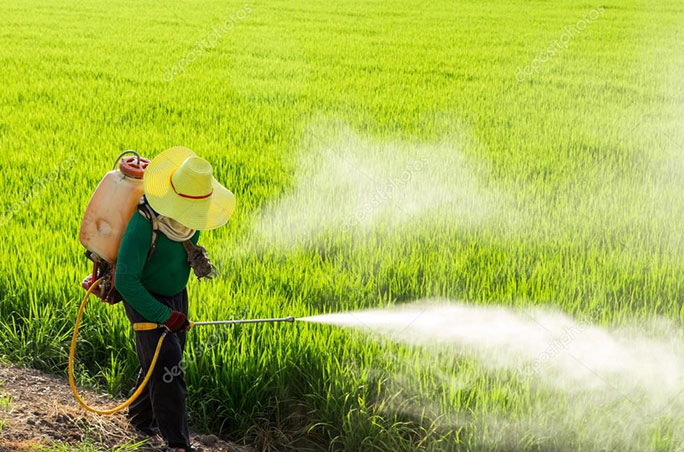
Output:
[164, 311, 189, 332]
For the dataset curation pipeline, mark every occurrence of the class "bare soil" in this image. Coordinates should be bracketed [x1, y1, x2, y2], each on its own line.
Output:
[0, 363, 250, 452]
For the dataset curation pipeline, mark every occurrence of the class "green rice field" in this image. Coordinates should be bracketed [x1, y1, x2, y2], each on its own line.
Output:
[1, 0, 684, 450]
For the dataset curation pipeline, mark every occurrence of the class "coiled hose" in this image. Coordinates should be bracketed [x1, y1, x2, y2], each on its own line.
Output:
[68, 278, 168, 415]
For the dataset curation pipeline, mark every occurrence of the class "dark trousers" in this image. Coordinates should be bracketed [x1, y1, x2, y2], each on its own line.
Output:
[123, 289, 190, 450]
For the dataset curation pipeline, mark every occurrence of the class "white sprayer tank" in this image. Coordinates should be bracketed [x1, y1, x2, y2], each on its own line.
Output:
[79, 154, 150, 263]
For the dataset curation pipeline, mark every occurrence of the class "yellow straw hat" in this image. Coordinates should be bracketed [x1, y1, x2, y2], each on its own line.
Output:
[143, 146, 235, 230]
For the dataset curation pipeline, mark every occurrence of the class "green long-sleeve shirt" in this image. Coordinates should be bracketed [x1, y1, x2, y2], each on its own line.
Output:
[114, 211, 200, 323]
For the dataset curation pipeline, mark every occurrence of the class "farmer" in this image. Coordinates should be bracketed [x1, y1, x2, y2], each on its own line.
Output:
[114, 146, 235, 451]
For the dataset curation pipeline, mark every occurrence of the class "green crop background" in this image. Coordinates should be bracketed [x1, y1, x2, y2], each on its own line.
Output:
[1, 0, 684, 450]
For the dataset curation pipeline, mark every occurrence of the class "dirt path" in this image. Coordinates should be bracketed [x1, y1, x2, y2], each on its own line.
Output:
[0, 363, 249, 452]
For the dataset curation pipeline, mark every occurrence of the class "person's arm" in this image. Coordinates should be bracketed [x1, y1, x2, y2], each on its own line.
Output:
[114, 212, 172, 323]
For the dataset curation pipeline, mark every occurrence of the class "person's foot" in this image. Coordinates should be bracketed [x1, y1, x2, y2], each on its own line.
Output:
[131, 422, 160, 437]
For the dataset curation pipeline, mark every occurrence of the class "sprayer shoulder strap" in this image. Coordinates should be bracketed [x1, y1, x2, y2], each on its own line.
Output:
[137, 202, 159, 264]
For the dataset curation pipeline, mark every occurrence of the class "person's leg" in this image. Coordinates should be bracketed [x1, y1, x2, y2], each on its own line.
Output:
[123, 302, 157, 434]
[148, 289, 191, 450]
[127, 369, 157, 435]
[148, 329, 190, 449]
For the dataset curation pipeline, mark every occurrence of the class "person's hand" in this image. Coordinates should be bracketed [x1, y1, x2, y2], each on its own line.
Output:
[164, 310, 190, 332]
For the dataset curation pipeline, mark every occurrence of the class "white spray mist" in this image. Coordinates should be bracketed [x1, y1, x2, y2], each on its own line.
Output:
[248, 123, 501, 249]
[301, 300, 684, 451]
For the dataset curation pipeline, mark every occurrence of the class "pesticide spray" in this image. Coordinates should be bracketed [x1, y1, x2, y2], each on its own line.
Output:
[300, 301, 684, 451]
[301, 301, 684, 392]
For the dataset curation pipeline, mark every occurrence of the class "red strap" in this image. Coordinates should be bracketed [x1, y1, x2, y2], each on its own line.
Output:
[170, 178, 213, 199]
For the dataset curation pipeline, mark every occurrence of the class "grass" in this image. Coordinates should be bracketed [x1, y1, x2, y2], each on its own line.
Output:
[37, 439, 144, 452]
[0, 382, 10, 433]
[0, 0, 684, 450]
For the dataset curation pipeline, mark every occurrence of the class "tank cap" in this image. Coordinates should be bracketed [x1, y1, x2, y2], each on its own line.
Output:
[119, 155, 150, 179]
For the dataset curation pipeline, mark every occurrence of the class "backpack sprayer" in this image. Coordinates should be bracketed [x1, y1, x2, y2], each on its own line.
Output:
[70, 151, 295, 415]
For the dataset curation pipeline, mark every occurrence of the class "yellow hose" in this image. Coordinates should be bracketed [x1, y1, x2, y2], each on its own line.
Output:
[68, 278, 168, 415]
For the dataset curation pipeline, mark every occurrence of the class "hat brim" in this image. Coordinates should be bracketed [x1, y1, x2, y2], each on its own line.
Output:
[143, 146, 236, 230]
